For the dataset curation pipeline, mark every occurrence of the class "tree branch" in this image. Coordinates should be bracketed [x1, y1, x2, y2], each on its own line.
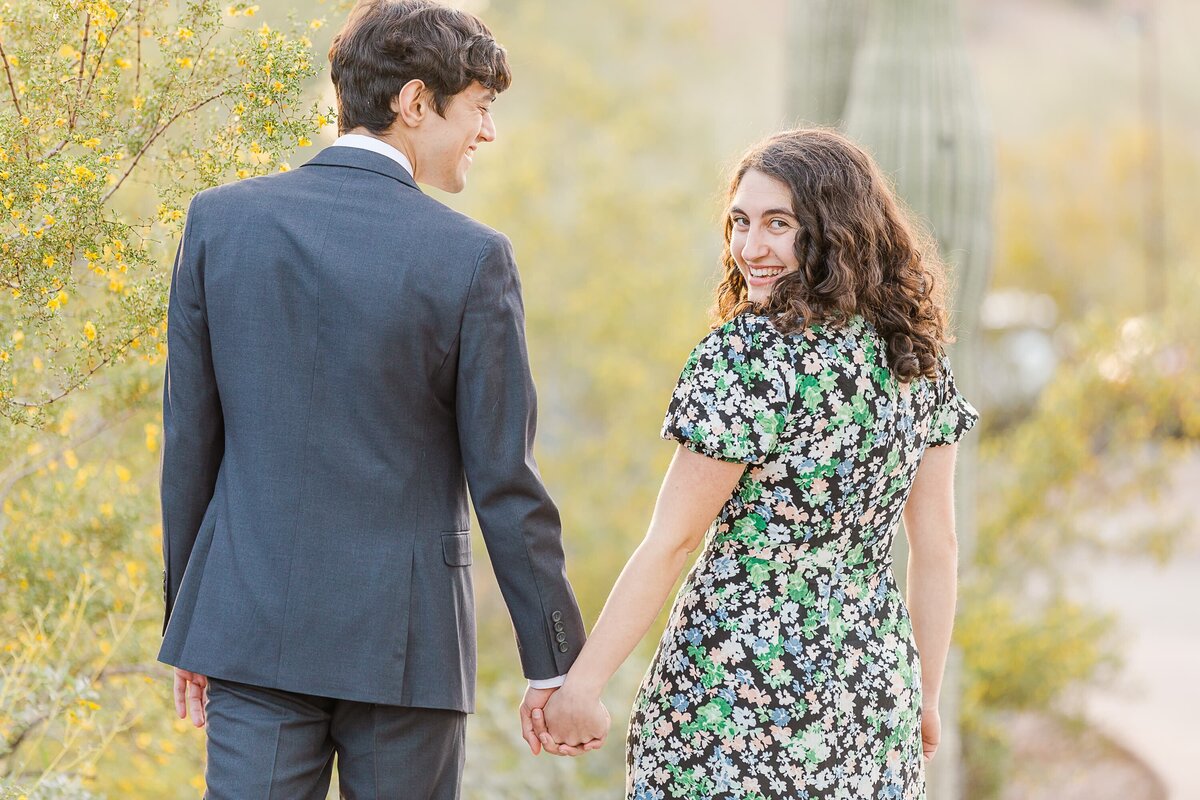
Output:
[42, 6, 133, 162]
[0, 32, 23, 120]
[135, 0, 143, 91]
[74, 14, 91, 124]
[81, 4, 132, 112]
[96, 663, 161, 681]
[8, 328, 156, 410]
[101, 89, 227, 203]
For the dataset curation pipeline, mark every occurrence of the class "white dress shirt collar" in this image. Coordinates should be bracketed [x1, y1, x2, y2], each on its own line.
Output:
[331, 133, 414, 177]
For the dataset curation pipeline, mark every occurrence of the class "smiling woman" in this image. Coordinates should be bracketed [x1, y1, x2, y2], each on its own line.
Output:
[530, 127, 978, 800]
[715, 128, 950, 383]
[728, 170, 804, 304]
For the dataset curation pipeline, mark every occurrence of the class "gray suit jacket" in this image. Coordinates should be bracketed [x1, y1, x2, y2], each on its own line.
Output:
[157, 146, 585, 712]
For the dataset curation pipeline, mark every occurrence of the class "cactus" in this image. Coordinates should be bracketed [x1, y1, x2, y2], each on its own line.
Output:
[787, 1, 994, 796]
[783, 0, 869, 126]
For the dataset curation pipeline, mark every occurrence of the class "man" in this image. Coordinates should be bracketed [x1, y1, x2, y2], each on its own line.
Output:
[158, 2, 600, 796]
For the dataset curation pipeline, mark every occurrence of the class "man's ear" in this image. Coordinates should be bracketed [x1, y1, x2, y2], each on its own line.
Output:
[392, 78, 427, 127]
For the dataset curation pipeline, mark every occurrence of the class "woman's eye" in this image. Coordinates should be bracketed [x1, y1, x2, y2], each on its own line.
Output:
[769, 218, 790, 229]
[732, 216, 748, 227]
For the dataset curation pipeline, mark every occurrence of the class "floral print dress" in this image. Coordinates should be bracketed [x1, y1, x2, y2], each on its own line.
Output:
[626, 313, 978, 800]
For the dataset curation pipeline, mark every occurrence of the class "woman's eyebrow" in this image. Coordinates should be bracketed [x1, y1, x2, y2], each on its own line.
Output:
[729, 206, 797, 218]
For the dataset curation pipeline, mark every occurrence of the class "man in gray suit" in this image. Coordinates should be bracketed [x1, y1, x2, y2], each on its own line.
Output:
[158, 2, 599, 796]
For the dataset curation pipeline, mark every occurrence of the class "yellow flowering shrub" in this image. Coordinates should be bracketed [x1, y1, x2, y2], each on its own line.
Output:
[0, 1, 331, 795]
[0, 0, 332, 426]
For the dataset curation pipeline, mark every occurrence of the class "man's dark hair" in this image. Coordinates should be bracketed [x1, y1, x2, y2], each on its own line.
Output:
[329, 0, 512, 134]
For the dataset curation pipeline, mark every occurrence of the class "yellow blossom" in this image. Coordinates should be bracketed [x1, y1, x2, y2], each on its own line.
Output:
[116, 57, 131, 69]
[177, 27, 194, 40]
[84, 321, 97, 341]
[43, 255, 55, 267]
[278, 163, 290, 172]
[298, 136, 311, 147]
[132, 94, 144, 109]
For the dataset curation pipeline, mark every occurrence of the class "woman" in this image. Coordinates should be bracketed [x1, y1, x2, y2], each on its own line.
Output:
[533, 129, 978, 799]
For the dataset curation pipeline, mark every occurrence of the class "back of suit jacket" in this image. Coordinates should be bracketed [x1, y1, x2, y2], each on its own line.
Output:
[158, 146, 584, 712]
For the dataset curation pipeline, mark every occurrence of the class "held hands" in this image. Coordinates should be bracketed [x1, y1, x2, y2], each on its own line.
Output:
[529, 682, 610, 757]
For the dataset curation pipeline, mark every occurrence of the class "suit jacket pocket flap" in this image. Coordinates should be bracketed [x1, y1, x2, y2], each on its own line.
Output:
[441, 532, 472, 567]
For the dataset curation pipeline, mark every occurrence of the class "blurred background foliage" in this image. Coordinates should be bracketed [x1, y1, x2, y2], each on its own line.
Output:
[1, 0, 1197, 798]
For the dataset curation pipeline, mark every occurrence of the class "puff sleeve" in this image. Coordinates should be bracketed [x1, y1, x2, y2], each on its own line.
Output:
[661, 315, 796, 464]
[926, 352, 980, 446]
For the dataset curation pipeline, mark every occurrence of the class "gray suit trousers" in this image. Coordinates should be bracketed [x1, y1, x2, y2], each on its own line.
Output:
[204, 678, 466, 800]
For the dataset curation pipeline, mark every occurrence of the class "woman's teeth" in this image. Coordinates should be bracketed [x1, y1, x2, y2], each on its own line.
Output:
[750, 267, 783, 278]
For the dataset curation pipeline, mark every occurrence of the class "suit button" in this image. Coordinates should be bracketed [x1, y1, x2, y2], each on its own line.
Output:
[552, 610, 562, 622]
[558, 643, 569, 653]
[556, 632, 567, 643]
[554, 622, 565, 632]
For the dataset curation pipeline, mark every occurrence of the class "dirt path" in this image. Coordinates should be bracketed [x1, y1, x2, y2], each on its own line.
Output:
[1076, 452, 1200, 798]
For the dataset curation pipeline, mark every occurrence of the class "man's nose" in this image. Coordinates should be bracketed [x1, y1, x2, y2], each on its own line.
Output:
[479, 113, 497, 143]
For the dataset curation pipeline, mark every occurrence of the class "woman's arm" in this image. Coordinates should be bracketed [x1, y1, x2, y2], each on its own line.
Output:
[901, 442, 960, 761]
[535, 444, 746, 751]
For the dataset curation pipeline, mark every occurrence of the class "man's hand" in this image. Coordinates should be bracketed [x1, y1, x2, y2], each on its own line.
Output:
[531, 683, 609, 756]
[519, 686, 559, 755]
[173, 667, 208, 728]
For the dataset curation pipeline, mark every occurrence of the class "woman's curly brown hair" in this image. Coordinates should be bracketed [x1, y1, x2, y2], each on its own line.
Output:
[714, 129, 951, 382]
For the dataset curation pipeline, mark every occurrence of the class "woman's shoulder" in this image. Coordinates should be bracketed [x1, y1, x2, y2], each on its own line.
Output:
[699, 313, 796, 360]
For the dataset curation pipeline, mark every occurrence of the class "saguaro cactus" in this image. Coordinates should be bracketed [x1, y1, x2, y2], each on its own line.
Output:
[783, 0, 869, 126]
[787, 1, 994, 796]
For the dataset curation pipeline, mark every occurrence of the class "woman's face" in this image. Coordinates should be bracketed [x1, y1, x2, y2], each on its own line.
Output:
[729, 168, 801, 305]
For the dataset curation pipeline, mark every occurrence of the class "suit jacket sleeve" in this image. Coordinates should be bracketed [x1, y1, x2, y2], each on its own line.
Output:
[455, 233, 585, 681]
[160, 195, 224, 635]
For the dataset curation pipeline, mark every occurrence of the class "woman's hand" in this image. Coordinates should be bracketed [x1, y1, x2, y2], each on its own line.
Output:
[532, 682, 610, 756]
[922, 705, 941, 762]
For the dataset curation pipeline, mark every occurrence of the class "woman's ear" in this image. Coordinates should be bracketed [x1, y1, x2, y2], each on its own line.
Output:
[392, 78, 427, 127]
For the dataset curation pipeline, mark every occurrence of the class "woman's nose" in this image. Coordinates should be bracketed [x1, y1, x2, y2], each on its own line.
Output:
[742, 228, 770, 261]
